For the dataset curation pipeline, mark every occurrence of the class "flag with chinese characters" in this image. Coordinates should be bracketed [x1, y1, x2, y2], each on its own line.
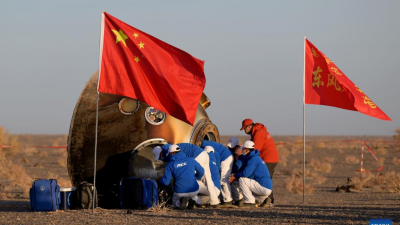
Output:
[304, 38, 391, 121]
[98, 12, 206, 125]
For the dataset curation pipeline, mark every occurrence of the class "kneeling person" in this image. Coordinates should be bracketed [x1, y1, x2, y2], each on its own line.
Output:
[229, 141, 272, 207]
[154, 143, 220, 206]
[158, 145, 204, 209]
[198, 146, 221, 205]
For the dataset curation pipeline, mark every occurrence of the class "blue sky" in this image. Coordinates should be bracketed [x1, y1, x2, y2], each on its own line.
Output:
[0, 0, 399, 135]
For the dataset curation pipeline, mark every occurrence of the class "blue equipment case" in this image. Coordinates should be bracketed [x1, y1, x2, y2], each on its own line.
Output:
[120, 177, 158, 209]
[30, 179, 60, 211]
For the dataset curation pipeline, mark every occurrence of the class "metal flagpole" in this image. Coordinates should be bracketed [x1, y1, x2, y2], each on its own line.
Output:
[303, 36, 306, 203]
[93, 11, 106, 213]
[93, 91, 99, 213]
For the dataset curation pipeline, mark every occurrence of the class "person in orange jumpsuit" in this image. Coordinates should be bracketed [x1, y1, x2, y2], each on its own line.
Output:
[240, 118, 279, 207]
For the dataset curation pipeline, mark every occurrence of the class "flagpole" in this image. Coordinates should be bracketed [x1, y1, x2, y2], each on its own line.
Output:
[93, 11, 106, 213]
[303, 36, 306, 203]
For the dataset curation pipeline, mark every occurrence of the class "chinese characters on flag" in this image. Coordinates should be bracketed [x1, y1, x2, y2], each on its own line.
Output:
[304, 38, 391, 121]
[98, 12, 206, 125]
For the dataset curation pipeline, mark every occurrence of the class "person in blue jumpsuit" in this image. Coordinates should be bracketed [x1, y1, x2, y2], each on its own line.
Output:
[158, 144, 204, 209]
[201, 140, 233, 204]
[229, 141, 272, 208]
[154, 143, 220, 207]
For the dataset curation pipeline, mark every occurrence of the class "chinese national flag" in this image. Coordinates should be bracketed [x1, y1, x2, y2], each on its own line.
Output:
[98, 12, 206, 125]
[304, 38, 391, 121]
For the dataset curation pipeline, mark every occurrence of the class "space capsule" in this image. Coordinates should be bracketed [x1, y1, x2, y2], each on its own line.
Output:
[67, 71, 219, 201]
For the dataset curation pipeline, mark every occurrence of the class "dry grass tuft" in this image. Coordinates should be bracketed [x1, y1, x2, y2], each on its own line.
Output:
[290, 168, 319, 178]
[38, 150, 48, 159]
[337, 148, 344, 154]
[314, 175, 327, 185]
[349, 171, 400, 193]
[21, 157, 29, 163]
[394, 128, 400, 147]
[278, 147, 290, 167]
[278, 168, 291, 175]
[23, 147, 38, 155]
[147, 198, 172, 212]
[290, 145, 312, 154]
[393, 157, 400, 165]
[57, 158, 67, 167]
[345, 155, 359, 164]
[315, 141, 326, 149]
[309, 159, 332, 173]
[375, 148, 387, 156]
[0, 149, 33, 197]
[33, 163, 43, 168]
[378, 158, 385, 166]
[47, 172, 72, 187]
[322, 157, 335, 163]
[284, 175, 314, 194]
[57, 177, 72, 187]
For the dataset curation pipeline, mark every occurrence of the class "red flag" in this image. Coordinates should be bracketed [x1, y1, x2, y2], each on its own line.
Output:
[304, 38, 391, 121]
[98, 12, 206, 125]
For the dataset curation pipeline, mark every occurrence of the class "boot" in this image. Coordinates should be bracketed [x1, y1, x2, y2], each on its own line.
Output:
[187, 199, 195, 210]
[179, 197, 189, 210]
[234, 199, 244, 207]
[259, 197, 272, 208]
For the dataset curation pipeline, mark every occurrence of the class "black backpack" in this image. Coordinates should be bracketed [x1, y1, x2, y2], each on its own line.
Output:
[76, 181, 98, 209]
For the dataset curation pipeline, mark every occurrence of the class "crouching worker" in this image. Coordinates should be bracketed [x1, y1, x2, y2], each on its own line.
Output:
[201, 140, 233, 204]
[198, 146, 221, 204]
[158, 145, 204, 210]
[229, 141, 272, 208]
[154, 143, 220, 207]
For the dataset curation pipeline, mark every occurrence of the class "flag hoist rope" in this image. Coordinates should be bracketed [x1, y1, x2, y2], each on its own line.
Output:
[303, 36, 306, 203]
[93, 11, 106, 213]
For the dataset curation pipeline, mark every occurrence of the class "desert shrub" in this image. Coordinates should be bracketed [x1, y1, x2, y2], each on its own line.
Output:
[291, 145, 311, 154]
[394, 129, 400, 149]
[0, 153, 33, 197]
[345, 155, 359, 164]
[393, 157, 400, 165]
[0, 127, 20, 155]
[284, 175, 314, 194]
[290, 168, 318, 178]
[314, 175, 327, 185]
[278, 168, 291, 175]
[21, 157, 29, 163]
[57, 158, 67, 167]
[148, 198, 172, 212]
[23, 147, 38, 155]
[322, 157, 335, 163]
[47, 172, 72, 187]
[375, 148, 387, 156]
[309, 159, 332, 173]
[337, 148, 344, 154]
[378, 157, 385, 166]
[38, 150, 48, 158]
[57, 177, 72, 187]
[349, 171, 400, 193]
[314, 141, 326, 149]
[394, 128, 400, 141]
[278, 147, 290, 167]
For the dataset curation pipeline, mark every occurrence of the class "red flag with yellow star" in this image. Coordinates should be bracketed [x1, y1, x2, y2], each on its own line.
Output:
[304, 38, 391, 121]
[98, 12, 206, 125]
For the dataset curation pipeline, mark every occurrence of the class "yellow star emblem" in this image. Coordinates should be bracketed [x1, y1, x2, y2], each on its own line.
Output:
[112, 29, 128, 47]
[138, 42, 145, 49]
[133, 33, 139, 38]
[135, 56, 140, 63]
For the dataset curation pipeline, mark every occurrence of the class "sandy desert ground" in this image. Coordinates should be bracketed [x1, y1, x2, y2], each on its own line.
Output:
[0, 132, 399, 224]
